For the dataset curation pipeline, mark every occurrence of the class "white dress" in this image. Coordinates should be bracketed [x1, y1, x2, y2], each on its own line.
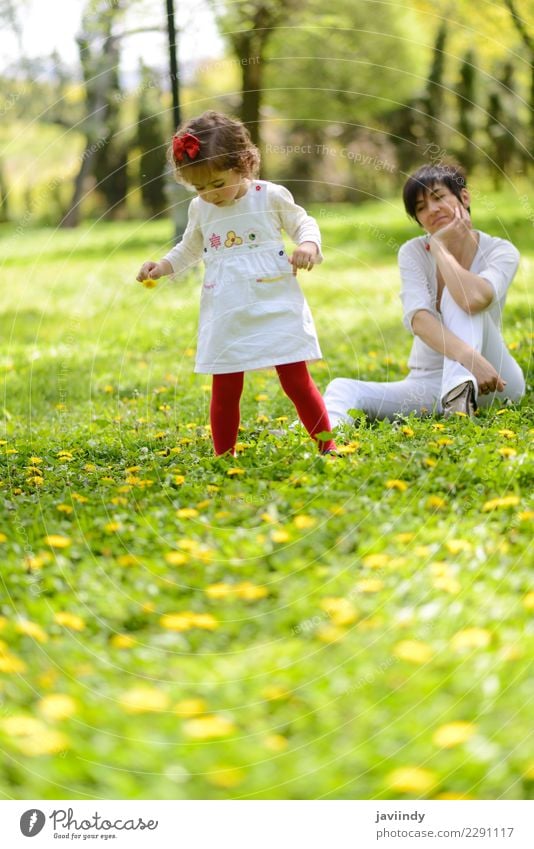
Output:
[163, 180, 323, 374]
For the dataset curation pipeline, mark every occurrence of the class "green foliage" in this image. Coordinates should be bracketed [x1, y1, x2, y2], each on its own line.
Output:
[0, 194, 532, 799]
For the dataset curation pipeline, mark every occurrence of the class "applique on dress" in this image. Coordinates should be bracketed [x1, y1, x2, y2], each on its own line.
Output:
[225, 230, 243, 247]
[244, 229, 259, 248]
[209, 233, 222, 250]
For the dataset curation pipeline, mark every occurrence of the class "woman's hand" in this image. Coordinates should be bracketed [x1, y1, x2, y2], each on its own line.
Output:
[136, 260, 172, 287]
[430, 205, 474, 251]
[461, 350, 506, 395]
[288, 242, 318, 275]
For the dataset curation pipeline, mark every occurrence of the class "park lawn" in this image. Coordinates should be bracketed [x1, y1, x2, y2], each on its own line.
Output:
[0, 193, 532, 800]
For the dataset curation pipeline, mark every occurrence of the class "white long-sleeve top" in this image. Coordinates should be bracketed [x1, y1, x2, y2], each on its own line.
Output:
[398, 231, 519, 370]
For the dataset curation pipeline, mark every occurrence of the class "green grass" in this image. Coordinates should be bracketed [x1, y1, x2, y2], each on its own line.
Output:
[0, 194, 532, 800]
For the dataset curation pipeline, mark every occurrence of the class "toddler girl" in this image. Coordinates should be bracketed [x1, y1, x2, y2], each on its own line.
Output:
[137, 110, 335, 456]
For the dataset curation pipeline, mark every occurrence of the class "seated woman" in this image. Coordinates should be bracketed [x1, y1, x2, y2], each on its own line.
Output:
[324, 163, 525, 423]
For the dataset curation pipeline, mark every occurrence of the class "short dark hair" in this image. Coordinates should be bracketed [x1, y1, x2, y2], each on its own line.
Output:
[403, 163, 468, 222]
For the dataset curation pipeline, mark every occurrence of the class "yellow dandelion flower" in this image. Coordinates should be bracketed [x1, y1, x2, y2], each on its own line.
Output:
[271, 529, 291, 543]
[433, 721, 477, 748]
[401, 426, 414, 437]
[196, 499, 211, 509]
[176, 508, 199, 519]
[435, 792, 474, 800]
[54, 612, 85, 631]
[320, 597, 358, 626]
[263, 733, 289, 752]
[159, 612, 218, 631]
[173, 475, 186, 485]
[28, 456, 42, 464]
[234, 582, 269, 601]
[387, 767, 438, 794]
[437, 437, 453, 446]
[433, 575, 460, 594]
[227, 467, 245, 477]
[174, 698, 207, 718]
[336, 441, 359, 454]
[207, 766, 245, 788]
[71, 493, 88, 503]
[177, 539, 200, 552]
[445, 539, 471, 554]
[316, 625, 346, 643]
[183, 715, 236, 740]
[117, 554, 138, 567]
[362, 553, 390, 569]
[38, 694, 78, 721]
[355, 579, 384, 593]
[451, 628, 491, 651]
[110, 633, 136, 649]
[0, 533, 7, 543]
[15, 728, 70, 756]
[15, 620, 48, 643]
[164, 551, 189, 566]
[518, 510, 534, 521]
[427, 495, 446, 509]
[255, 393, 269, 401]
[206, 484, 220, 493]
[482, 495, 520, 512]
[261, 685, 291, 701]
[120, 687, 170, 714]
[44, 534, 71, 549]
[393, 640, 433, 664]
[205, 583, 234, 599]
[523, 593, 534, 611]
[498, 447, 517, 458]
[104, 521, 122, 533]
[498, 429, 515, 439]
[386, 479, 408, 491]
[0, 651, 27, 673]
[395, 532, 415, 544]
[3, 715, 44, 736]
[293, 515, 317, 530]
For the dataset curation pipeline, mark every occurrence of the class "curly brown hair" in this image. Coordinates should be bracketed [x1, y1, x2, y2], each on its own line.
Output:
[168, 111, 260, 182]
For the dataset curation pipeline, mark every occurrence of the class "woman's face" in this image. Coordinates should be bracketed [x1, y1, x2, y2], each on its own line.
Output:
[414, 182, 470, 233]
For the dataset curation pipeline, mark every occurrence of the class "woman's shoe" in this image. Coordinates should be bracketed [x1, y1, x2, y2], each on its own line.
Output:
[442, 381, 477, 418]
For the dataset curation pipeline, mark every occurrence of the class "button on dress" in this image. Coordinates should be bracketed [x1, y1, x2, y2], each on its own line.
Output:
[163, 180, 323, 374]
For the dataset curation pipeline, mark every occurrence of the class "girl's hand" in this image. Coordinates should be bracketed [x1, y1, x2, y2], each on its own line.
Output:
[137, 260, 164, 286]
[288, 242, 318, 275]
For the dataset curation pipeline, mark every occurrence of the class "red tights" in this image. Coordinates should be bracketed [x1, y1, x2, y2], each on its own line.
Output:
[210, 362, 336, 455]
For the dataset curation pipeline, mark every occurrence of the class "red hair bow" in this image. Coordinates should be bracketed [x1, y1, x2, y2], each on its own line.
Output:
[172, 132, 201, 162]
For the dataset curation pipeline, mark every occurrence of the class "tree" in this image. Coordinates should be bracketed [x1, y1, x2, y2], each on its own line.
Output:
[456, 50, 477, 171]
[421, 19, 448, 152]
[260, 0, 425, 199]
[487, 62, 520, 187]
[502, 0, 534, 170]
[136, 62, 167, 218]
[62, 0, 126, 227]
[210, 0, 305, 146]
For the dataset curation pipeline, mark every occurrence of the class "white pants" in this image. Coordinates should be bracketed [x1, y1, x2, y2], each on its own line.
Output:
[324, 290, 525, 424]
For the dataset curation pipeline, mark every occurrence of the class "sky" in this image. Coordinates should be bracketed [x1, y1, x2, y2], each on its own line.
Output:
[0, 0, 223, 79]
